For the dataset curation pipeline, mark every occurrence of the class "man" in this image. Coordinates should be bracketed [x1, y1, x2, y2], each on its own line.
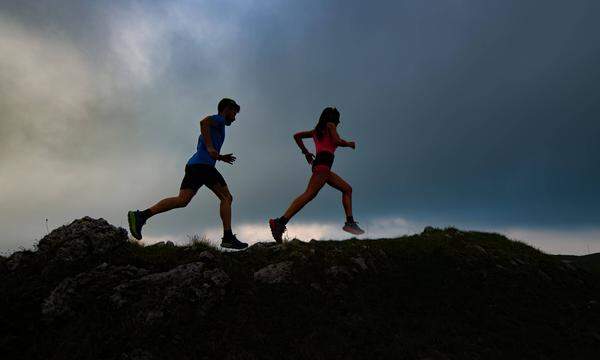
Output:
[128, 98, 248, 250]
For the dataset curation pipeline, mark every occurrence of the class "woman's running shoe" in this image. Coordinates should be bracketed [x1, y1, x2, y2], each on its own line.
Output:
[343, 221, 365, 235]
[269, 218, 287, 243]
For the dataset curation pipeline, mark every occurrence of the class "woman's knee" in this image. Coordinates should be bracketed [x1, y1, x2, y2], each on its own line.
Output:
[344, 185, 353, 195]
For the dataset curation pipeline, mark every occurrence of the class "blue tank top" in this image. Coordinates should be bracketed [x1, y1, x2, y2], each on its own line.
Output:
[187, 114, 226, 167]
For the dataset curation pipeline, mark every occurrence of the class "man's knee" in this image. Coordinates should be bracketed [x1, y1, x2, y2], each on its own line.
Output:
[178, 195, 193, 207]
[221, 192, 233, 204]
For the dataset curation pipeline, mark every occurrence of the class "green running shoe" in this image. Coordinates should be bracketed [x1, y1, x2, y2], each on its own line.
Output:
[127, 210, 146, 240]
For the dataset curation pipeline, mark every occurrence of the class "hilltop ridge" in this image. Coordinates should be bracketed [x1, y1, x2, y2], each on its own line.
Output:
[1, 217, 599, 359]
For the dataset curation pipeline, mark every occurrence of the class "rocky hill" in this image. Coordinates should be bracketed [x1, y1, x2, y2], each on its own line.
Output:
[1, 217, 599, 360]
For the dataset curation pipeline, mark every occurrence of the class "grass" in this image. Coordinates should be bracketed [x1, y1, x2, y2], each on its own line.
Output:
[187, 234, 219, 252]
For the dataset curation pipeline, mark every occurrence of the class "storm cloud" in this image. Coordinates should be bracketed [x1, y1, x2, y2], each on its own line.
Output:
[1, 0, 599, 254]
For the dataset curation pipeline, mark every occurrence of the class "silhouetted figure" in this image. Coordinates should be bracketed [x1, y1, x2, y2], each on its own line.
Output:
[128, 98, 247, 249]
[269, 107, 365, 242]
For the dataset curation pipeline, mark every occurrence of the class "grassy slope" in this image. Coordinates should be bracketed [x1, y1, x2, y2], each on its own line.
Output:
[2, 227, 600, 359]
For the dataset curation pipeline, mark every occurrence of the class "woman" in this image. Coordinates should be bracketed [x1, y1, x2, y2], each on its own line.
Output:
[269, 107, 365, 242]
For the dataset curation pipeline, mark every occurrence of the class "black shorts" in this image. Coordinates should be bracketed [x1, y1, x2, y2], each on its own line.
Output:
[312, 151, 335, 172]
[180, 164, 227, 191]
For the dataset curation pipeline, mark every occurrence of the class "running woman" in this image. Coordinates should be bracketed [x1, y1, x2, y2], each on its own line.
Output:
[269, 107, 365, 242]
[128, 98, 248, 250]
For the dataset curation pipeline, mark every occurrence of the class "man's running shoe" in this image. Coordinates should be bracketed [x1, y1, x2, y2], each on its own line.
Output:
[127, 210, 146, 240]
[221, 233, 248, 250]
[343, 221, 365, 235]
[269, 218, 286, 243]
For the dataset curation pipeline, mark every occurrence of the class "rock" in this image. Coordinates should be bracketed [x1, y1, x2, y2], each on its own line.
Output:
[418, 349, 450, 360]
[472, 245, 488, 256]
[351, 257, 368, 271]
[325, 265, 352, 278]
[249, 242, 282, 251]
[204, 268, 230, 288]
[122, 348, 154, 360]
[198, 250, 215, 261]
[5, 251, 34, 271]
[108, 262, 226, 326]
[536, 270, 552, 282]
[34, 217, 128, 277]
[254, 261, 293, 284]
[43, 264, 148, 320]
[422, 226, 437, 235]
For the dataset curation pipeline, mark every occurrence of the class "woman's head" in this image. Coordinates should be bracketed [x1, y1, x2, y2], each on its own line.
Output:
[315, 107, 340, 138]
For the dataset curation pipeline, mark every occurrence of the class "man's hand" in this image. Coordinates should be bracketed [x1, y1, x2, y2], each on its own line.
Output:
[219, 153, 236, 164]
[304, 152, 315, 164]
[207, 147, 219, 160]
[347, 141, 356, 150]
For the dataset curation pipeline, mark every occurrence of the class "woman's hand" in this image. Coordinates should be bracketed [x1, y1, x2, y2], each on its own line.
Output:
[304, 152, 315, 164]
[347, 141, 356, 149]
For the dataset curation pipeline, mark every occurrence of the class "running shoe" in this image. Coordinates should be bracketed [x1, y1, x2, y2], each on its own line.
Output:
[221, 233, 248, 250]
[127, 210, 146, 240]
[343, 221, 365, 235]
[269, 218, 286, 243]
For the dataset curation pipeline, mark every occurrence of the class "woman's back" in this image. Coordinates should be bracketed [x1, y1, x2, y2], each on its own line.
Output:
[313, 127, 337, 154]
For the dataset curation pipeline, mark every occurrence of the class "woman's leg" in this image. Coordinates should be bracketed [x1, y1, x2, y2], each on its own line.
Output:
[282, 171, 329, 220]
[326, 171, 353, 218]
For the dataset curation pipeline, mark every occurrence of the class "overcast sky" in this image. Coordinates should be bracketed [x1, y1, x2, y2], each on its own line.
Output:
[1, 0, 599, 255]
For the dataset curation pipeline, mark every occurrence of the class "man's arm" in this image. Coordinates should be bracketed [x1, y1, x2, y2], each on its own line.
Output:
[327, 123, 355, 149]
[200, 116, 219, 159]
[199, 116, 236, 164]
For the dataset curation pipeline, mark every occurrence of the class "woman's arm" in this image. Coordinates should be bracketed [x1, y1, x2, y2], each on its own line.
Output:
[327, 123, 356, 149]
[293, 130, 315, 164]
[293, 130, 314, 154]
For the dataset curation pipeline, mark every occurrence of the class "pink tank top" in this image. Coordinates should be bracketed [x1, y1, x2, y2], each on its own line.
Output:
[313, 128, 337, 154]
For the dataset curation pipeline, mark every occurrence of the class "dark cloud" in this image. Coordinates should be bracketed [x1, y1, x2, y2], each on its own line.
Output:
[1, 0, 599, 253]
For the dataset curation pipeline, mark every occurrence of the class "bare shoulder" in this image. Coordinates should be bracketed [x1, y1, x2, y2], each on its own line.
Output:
[200, 115, 214, 125]
[295, 129, 315, 138]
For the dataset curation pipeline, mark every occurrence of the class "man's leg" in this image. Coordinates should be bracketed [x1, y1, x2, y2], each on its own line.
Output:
[146, 188, 197, 219]
[128, 189, 196, 240]
[208, 182, 247, 249]
[207, 183, 233, 232]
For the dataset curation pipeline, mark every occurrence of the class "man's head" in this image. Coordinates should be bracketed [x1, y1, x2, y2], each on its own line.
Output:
[217, 98, 240, 126]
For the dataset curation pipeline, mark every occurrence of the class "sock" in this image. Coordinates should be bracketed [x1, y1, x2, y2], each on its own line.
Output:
[278, 216, 289, 225]
[346, 216, 354, 223]
[141, 209, 153, 221]
[224, 229, 233, 238]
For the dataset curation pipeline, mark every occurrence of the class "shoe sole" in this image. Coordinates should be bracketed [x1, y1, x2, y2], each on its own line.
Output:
[269, 219, 283, 243]
[343, 226, 365, 235]
[220, 242, 248, 250]
[127, 211, 142, 240]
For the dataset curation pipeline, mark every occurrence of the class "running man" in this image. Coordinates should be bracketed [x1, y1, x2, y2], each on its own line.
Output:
[269, 107, 365, 242]
[128, 98, 248, 250]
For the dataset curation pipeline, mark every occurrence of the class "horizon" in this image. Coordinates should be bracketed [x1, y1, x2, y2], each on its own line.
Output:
[1, 1, 599, 255]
